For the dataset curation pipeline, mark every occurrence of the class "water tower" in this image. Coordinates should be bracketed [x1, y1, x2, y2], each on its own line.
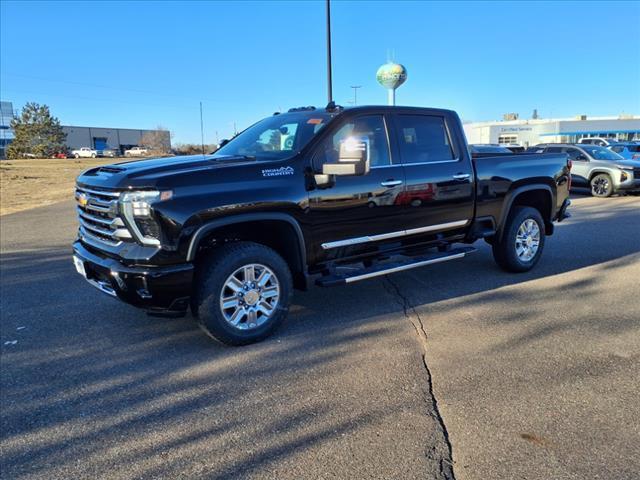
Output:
[376, 62, 407, 106]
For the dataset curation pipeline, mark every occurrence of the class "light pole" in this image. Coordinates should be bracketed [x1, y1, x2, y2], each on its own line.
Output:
[326, 0, 333, 104]
[350, 85, 362, 105]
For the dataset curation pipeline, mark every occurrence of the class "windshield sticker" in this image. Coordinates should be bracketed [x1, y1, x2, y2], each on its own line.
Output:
[261, 166, 294, 177]
[307, 118, 323, 125]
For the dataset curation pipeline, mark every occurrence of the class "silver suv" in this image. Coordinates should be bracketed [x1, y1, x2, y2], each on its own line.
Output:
[537, 144, 640, 197]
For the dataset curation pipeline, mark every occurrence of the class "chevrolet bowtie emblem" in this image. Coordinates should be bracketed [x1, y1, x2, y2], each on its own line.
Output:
[77, 193, 89, 206]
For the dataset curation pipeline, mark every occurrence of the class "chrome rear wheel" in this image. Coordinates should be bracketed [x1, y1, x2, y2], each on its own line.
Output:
[515, 219, 540, 262]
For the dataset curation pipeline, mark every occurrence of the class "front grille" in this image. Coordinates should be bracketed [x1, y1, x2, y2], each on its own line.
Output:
[75, 186, 132, 246]
[633, 168, 640, 179]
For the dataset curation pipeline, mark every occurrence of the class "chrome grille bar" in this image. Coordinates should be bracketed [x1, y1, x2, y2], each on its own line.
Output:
[76, 186, 132, 247]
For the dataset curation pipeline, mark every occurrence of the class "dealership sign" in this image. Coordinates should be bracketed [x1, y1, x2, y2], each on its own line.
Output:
[500, 127, 533, 132]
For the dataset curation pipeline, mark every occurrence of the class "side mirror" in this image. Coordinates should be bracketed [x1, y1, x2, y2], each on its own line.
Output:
[322, 137, 370, 176]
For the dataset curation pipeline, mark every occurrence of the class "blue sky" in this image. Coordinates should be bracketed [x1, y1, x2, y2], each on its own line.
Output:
[1, 0, 639, 144]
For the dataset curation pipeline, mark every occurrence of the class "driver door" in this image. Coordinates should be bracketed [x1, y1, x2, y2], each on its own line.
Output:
[307, 114, 407, 263]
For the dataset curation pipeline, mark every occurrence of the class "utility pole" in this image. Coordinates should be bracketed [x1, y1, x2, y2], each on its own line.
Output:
[350, 85, 361, 105]
[199, 102, 205, 156]
[326, 0, 333, 104]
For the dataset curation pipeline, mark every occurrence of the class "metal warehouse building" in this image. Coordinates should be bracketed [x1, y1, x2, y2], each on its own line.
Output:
[62, 126, 171, 154]
[464, 114, 640, 147]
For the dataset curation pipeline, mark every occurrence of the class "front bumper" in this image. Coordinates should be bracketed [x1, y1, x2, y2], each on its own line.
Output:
[617, 178, 640, 192]
[72, 241, 194, 314]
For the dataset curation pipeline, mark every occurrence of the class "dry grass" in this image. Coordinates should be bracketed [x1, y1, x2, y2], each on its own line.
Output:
[0, 158, 117, 216]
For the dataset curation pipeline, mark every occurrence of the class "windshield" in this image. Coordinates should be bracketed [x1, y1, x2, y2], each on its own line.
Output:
[581, 145, 624, 161]
[213, 111, 334, 160]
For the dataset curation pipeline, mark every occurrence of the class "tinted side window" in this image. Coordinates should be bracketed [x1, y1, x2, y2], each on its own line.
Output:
[546, 146, 563, 153]
[610, 146, 623, 153]
[313, 115, 391, 170]
[564, 147, 582, 159]
[396, 115, 454, 164]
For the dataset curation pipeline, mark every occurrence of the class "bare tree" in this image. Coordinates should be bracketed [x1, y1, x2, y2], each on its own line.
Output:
[173, 143, 217, 156]
[140, 126, 172, 155]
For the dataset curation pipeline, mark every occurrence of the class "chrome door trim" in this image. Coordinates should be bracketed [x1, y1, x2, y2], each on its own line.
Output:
[401, 159, 461, 166]
[404, 220, 469, 236]
[321, 220, 469, 250]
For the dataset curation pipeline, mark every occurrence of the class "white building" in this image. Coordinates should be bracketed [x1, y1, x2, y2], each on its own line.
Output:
[464, 114, 640, 147]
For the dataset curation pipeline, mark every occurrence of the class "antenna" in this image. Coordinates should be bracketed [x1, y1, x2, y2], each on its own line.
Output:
[199, 102, 205, 156]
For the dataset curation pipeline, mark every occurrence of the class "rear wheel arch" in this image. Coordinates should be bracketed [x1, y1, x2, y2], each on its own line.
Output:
[188, 214, 308, 289]
[498, 185, 554, 240]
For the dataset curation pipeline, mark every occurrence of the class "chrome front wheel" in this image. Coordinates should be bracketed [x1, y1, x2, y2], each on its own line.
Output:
[219, 263, 280, 331]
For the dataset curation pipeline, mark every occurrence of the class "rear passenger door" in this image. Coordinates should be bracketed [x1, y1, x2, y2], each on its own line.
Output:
[389, 113, 475, 240]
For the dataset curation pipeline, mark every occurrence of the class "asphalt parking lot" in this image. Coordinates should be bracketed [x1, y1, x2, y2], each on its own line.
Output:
[1, 193, 639, 479]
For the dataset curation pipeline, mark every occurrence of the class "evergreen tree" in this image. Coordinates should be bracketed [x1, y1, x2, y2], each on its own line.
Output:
[7, 103, 67, 159]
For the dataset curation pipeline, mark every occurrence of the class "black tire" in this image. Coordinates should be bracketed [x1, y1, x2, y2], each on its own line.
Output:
[492, 206, 545, 273]
[590, 173, 613, 197]
[194, 241, 292, 346]
[74, 154, 80, 159]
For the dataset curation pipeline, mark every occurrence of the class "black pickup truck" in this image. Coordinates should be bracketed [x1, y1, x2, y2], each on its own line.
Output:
[73, 105, 571, 345]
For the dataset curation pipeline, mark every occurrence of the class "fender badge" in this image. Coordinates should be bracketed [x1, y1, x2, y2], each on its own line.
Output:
[261, 166, 294, 177]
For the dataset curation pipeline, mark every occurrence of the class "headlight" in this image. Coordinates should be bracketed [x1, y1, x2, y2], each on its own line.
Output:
[616, 165, 633, 170]
[119, 190, 172, 246]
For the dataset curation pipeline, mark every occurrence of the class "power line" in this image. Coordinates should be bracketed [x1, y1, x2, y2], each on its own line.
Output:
[0, 72, 221, 103]
[350, 85, 362, 105]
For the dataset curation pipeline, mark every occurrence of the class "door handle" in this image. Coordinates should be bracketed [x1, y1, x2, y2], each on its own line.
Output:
[452, 173, 470, 180]
[380, 180, 403, 187]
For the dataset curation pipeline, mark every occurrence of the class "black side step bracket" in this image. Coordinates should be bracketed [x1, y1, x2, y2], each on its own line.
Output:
[316, 246, 476, 287]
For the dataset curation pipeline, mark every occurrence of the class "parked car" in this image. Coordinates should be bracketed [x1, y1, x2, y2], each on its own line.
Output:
[72, 147, 100, 158]
[469, 144, 513, 158]
[52, 151, 69, 159]
[609, 143, 640, 160]
[102, 148, 118, 158]
[72, 104, 571, 345]
[502, 144, 526, 153]
[578, 137, 619, 147]
[124, 146, 148, 157]
[539, 144, 640, 197]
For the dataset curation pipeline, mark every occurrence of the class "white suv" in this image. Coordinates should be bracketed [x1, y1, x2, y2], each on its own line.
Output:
[578, 137, 618, 147]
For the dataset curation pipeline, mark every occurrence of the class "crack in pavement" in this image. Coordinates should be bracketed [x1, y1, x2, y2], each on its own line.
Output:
[382, 276, 456, 480]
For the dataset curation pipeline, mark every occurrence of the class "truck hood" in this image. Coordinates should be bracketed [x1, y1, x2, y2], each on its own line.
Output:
[77, 154, 257, 189]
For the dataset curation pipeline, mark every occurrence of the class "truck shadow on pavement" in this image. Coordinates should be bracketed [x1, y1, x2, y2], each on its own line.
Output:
[0, 195, 638, 478]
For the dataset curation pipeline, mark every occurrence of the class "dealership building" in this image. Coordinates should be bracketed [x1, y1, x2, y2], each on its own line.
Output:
[464, 114, 640, 147]
[0, 99, 170, 158]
